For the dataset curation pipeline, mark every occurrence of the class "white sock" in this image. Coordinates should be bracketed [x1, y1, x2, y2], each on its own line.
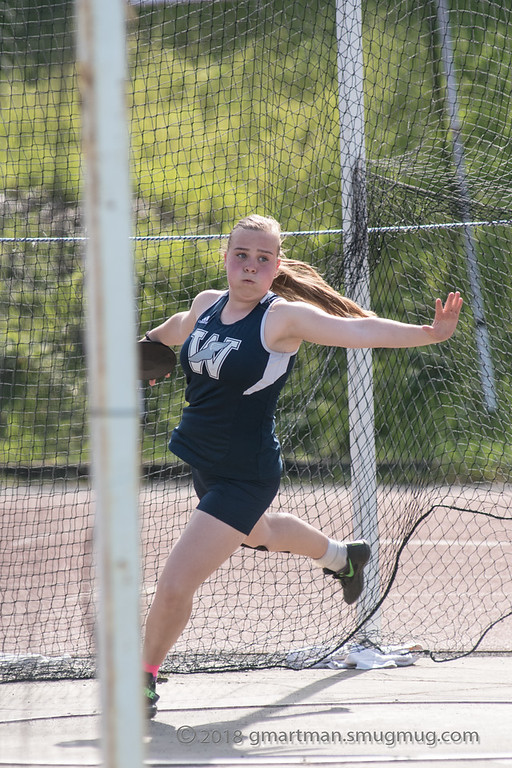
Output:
[313, 538, 347, 572]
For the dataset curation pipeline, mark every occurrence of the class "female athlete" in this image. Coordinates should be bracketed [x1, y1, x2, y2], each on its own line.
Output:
[141, 214, 462, 717]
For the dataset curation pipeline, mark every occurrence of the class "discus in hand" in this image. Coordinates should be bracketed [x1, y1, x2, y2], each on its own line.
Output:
[138, 337, 176, 381]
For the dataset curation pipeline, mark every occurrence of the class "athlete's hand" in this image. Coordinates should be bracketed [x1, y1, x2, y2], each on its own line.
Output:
[422, 291, 463, 342]
[149, 373, 171, 387]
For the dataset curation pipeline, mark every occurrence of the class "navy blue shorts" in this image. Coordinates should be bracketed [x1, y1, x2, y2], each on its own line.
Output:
[191, 467, 281, 535]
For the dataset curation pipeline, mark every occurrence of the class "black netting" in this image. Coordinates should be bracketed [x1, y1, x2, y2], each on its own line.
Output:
[1, 0, 511, 681]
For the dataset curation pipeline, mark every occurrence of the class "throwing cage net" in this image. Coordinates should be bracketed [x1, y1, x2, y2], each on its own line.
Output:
[1, 0, 511, 681]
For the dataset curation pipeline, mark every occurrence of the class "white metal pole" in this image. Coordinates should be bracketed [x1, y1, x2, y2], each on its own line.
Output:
[77, 1, 144, 766]
[435, 0, 497, 413]
[335, 0, 380, 632]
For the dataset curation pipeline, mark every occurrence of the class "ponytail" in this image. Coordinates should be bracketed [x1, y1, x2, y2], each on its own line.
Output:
[228, 214, 374, 319]
[271, 257, 374, 318]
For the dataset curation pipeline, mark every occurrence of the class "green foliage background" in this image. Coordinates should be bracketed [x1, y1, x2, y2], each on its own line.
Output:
[1, 0, 511, 480]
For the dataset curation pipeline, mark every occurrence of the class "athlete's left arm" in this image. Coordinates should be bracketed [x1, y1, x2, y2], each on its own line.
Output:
[267, 292, 462, 351]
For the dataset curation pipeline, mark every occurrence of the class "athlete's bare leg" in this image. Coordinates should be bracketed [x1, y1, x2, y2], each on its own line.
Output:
[243, 511, 370, 606]
[242, 511, 329, 558]
[143, 509, 245, 667]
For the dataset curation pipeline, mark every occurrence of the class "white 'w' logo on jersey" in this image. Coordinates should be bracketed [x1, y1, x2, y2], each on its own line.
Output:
[188, 330, 241, 379]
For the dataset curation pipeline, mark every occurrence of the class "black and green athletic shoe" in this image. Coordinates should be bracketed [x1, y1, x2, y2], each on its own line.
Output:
[324, 540, 371, 605]
[144, 672, 160, 719]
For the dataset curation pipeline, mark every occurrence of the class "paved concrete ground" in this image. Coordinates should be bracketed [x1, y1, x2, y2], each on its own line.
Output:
[0, 656, 511, 767]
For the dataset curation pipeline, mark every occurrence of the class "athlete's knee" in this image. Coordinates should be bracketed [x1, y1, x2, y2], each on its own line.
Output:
[265, 511, 295, 537]
[155, 571, 197, 609]
[243, 512, 293, 552]
[242, 515, 271, 550]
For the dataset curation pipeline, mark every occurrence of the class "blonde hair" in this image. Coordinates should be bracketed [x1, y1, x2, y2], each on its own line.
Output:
[228, 214, 374, 319]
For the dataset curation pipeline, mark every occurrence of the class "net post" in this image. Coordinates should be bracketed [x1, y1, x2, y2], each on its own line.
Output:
[434, 0, 497, 414]
[335, 0, 380, 634]
[77, 0, 144, 765]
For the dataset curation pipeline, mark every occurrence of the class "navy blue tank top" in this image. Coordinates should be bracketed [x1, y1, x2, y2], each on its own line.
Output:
[169, 291, 297, 481]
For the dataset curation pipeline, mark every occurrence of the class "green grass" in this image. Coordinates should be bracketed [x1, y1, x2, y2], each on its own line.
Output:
[1, 0, 511, 480]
